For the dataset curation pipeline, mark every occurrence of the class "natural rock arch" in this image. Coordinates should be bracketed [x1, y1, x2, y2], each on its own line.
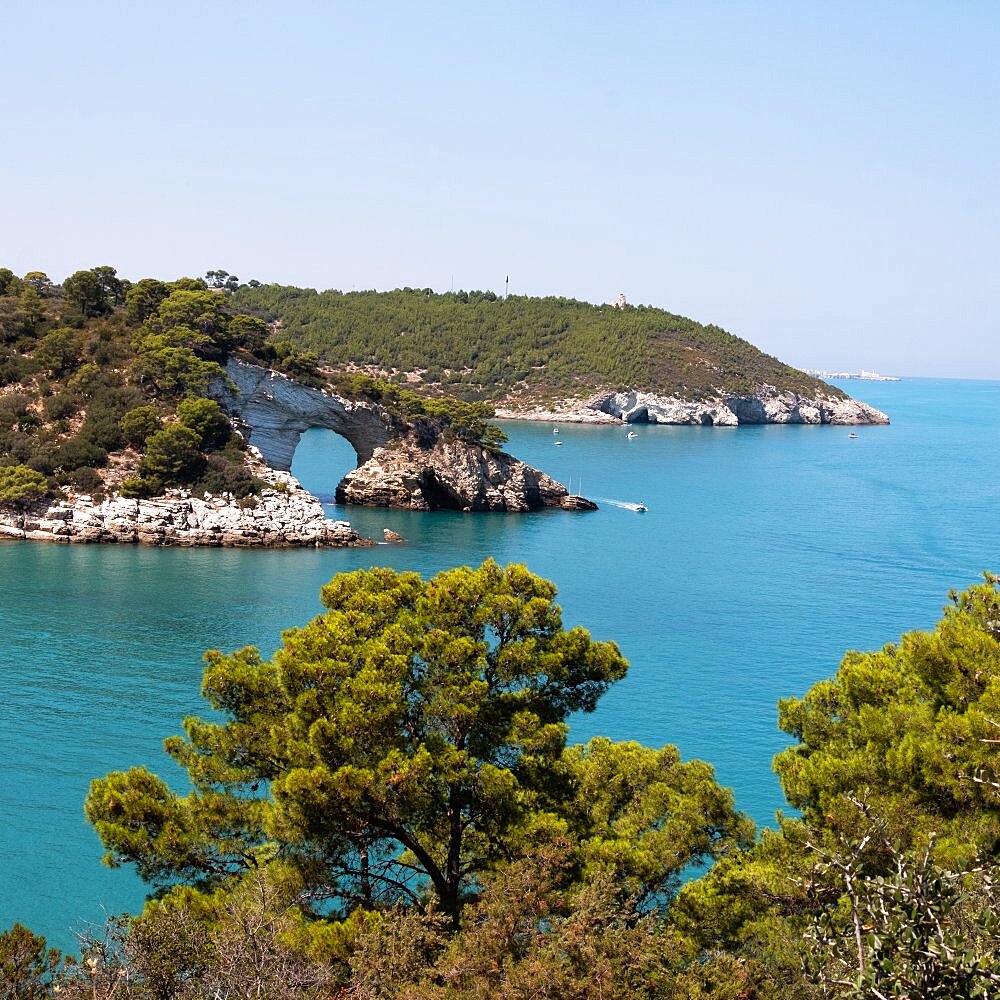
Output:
[216, 361, 394, 472]
[214, 361, 577, 513]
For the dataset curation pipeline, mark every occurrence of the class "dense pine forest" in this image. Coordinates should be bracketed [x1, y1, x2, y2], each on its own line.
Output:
[0, 267, 291, 505]
[230, 283, 844, 403]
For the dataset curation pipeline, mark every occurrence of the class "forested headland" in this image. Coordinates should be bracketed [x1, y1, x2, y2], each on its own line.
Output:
[6, 564, 1000, 999]
[230, 283, 843, 404]
[0, 268, 509, 509]
[0, 264, 857, 513]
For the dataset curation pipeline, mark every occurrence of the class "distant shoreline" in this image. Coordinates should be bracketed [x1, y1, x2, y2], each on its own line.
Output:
[803, 369, 901, 382]
[496, 388, 889, 427]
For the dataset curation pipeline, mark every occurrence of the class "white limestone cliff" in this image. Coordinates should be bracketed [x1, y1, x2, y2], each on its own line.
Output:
[500, 388, 889, 427]
[0, 465, 369, 547]
[336, 437, 569, 512]
[217, 361, 577, 513]
[216, 361, 393, 470]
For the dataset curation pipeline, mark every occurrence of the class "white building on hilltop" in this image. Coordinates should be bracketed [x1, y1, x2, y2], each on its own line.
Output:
[612, 292, 627, 310]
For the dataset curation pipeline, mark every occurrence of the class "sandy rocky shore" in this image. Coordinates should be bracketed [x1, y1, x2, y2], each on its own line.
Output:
[0, 452, 373, 548]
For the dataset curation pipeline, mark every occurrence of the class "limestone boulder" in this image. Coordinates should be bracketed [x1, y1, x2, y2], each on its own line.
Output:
[337, 437, 568, 512]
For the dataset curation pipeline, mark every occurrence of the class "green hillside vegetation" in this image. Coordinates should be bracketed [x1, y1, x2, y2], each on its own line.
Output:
[0, 267, 507, 506]
[0, 264, 852, 511]
[231, 283, 844, 403]
[6, 567, 1000, 999]
[0, 266, 280, 502]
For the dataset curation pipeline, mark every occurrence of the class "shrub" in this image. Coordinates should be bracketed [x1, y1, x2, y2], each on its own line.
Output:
[120, 405, 163, 448]
[0, 350, 36, 384]
[43, 393, 79, 422]
[0, 464, 49, 507]
[62, 466, 103, 493]
[139, 424, 204, 485]
[119, 475, 163, 499]
[53, 436, 108, 471]
[177, 396, 230, 449]
[7, 436, 42, 466]
[66, 363, 104, 397]
[34, 328, 82, 375]
[192, 452, 263, 498]
[0, 394, 31, 431]
[25, 447, 57, 476]
[78, 410, 125, 453]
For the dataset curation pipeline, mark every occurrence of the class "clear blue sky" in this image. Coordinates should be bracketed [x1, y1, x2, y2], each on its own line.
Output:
[3, 2, 998, 378]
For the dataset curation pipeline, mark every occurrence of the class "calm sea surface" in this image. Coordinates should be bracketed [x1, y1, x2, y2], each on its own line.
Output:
[3, 377, 1000, 950]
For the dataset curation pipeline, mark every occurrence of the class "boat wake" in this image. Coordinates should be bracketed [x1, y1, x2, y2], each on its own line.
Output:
[595, 498, 648, 512]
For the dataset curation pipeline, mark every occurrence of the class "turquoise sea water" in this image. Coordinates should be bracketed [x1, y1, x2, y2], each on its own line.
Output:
[3, 377, 1000, 951]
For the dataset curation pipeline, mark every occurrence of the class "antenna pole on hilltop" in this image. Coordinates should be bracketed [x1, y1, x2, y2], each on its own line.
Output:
[505, 274, 509, 300]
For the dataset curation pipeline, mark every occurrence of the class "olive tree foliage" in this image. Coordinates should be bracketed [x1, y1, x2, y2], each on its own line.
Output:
[86, 561, 751, 929]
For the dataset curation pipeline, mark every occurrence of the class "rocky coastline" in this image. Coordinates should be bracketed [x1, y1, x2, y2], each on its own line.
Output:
[1, 369, 886, 547]
[217, 361, 584, 513]
[336, 437, 573, 512]
[0, 362, 597, 546]
[496, 387, 889, 427]
[0, 467, 371, 548]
